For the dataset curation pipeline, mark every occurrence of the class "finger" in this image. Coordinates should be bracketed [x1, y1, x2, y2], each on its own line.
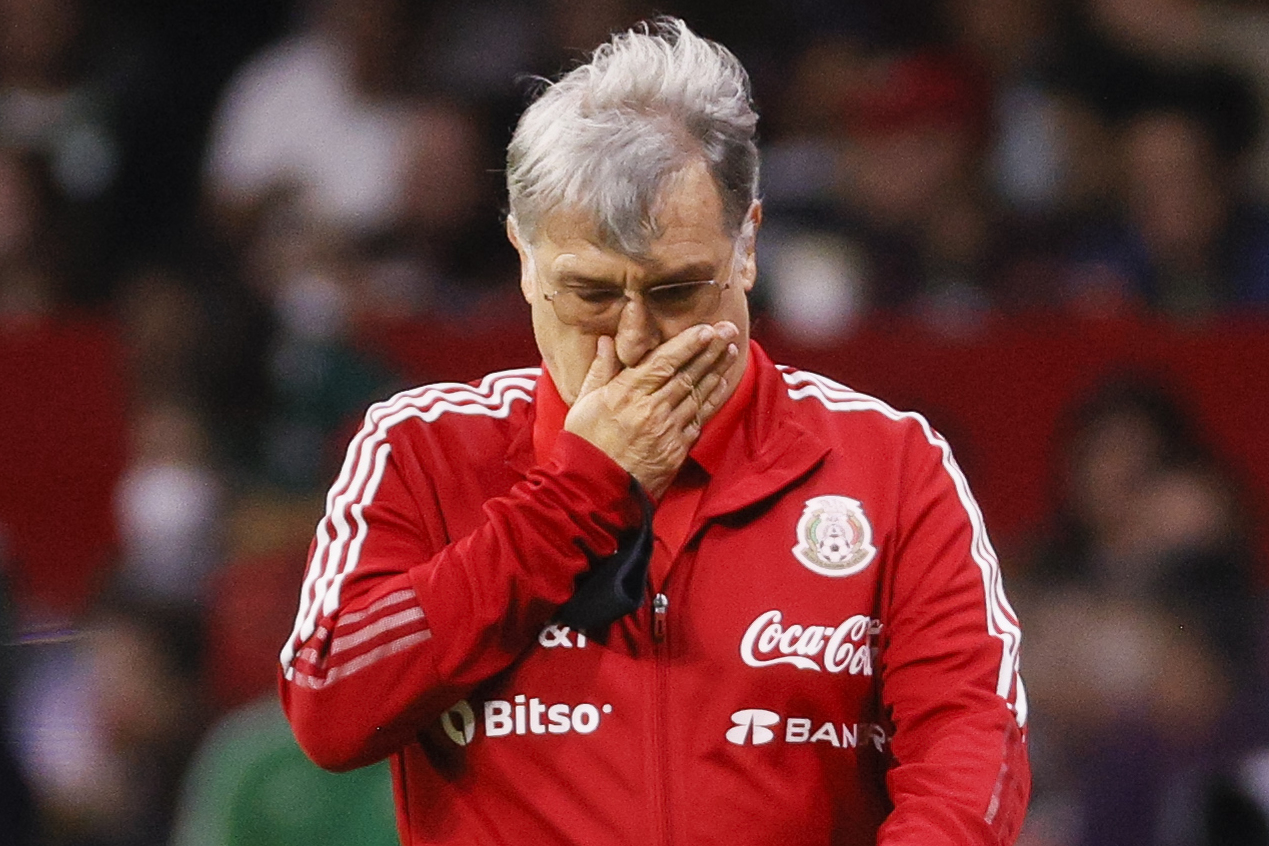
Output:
[657, 329, 738, 408]
[711, 320, 741, 338]
[670, 343, 738, 430]
[576, 335, 621, 400]
[672, 322, 739, 389]
[677, 373, 729, 438]
[621, 323, 719, 392]
[697, 357, 735, 420]
[672, 345, 732, 413]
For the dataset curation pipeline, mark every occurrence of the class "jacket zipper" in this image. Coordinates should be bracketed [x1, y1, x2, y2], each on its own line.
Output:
[651, 591, 672, 846]
[652, 592, 668, 642]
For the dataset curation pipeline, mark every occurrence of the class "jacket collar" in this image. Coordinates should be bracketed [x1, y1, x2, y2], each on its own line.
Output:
[694, 342, 829, 523]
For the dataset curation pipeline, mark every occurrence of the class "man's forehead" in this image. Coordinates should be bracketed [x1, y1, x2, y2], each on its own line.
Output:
[540, 228, 727, 281]
[537, 208, 618, 253]
[540, 213, 730, 275]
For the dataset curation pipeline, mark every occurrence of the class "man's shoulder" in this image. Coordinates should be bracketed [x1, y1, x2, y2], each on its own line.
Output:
[364, 367, 540, 442]
[768, 359, 954, 452]
[767, 361, 964, 495]
[773, 362, 917, 429]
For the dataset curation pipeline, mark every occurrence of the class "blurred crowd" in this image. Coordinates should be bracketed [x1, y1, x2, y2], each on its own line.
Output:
[1, 0, 1268, 844]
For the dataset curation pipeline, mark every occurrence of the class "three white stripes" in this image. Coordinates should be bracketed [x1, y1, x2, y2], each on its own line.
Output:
[280, 369, 540, 674]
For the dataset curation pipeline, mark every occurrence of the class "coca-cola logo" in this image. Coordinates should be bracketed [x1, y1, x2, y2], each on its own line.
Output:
[740, 610, 880, 675]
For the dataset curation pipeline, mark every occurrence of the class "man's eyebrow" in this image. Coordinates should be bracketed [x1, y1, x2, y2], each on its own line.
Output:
[555, 272, 622, 288]
[651, 262, 719, 284]
[554, 261, 719, 288]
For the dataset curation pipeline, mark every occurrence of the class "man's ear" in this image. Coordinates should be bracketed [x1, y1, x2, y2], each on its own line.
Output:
[506, 217, 535, 303]
[738, 201, 762, 293]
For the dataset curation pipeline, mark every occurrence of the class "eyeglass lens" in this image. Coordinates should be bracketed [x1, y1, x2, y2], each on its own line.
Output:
[551, 279, 721, 327]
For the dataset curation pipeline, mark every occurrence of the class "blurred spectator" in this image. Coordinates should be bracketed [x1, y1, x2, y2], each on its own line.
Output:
[943, 0, 1070, 216]
[1050, 0, 1261, 165]
[0, 0, 150, 302]
[756, 32, 874, 338]
[839, 50, 999, 320]
[111, 253, 273, 480]
[8, 594, 206, 846]
[205, 0, 651, 332]
[169, 696, 397, 846]
[1, 561, 37, 845]
[0, 146, 81, 325]
[758, 1, 1088, 335]
[202, 0, 429, 247]
[352, 100, 520, 321]
[206, 172, 397, 490]
[1058, 100, 1269, 316]
[761, 44, 1009, 335]
[115, 263, 205, 408]
[418, 0, 651, 115]
[1041, 0, 1269, 317]
[168, 485, 399, 846]
[113, 402, 223, 607]
[0, 0, 123, 198]
[204, 490, 321, 714]
[1075, 0, 1269, 202]
[201, 0, 529, 488]
[255, 241, 398, 491]
[937, 0, 1135, 315]
[1016, 375, 1268, 846]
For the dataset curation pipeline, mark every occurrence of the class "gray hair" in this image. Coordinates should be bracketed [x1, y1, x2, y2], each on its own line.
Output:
[506, 17, 760, 256]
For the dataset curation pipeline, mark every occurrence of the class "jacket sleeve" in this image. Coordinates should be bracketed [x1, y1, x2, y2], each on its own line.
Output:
[278, 426, 641, 772]
[876, 421, 1030, 845]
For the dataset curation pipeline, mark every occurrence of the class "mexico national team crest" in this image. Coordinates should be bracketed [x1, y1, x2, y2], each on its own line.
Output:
[792, 495, 876, 577]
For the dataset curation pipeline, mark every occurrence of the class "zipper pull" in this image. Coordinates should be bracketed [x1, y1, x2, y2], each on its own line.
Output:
[652, 593, 669, 642]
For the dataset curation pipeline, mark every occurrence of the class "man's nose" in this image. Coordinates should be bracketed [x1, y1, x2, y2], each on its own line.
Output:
[613, 296, 661, 367]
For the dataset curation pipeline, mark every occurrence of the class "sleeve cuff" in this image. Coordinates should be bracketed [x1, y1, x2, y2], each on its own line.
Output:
[546, 430, 645, 540]
[554, 479, 654, 632]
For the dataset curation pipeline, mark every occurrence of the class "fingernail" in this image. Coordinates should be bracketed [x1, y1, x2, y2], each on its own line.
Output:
[697, 325, 715, 342]
[718, 322, 739, 340]
[727, 343, 738, 357]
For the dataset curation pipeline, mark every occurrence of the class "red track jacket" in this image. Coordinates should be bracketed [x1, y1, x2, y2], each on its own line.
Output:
[280, 343, 1029, 845]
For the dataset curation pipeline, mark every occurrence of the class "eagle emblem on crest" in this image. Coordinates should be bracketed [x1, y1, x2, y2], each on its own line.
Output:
[792, 495, 876, 577]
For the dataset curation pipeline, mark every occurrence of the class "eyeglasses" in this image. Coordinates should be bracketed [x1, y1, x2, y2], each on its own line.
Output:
[543, 277, 731, 331]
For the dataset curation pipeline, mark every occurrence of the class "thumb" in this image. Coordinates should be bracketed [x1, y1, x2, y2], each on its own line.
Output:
[576, 335, 621, 400]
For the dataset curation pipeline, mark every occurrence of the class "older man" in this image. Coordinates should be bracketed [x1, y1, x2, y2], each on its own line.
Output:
[280, 18, 1029, 845]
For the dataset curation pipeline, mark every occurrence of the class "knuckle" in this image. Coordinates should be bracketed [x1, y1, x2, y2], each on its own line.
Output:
[646, 403, 670, 429]
[650, 360, 678, 382]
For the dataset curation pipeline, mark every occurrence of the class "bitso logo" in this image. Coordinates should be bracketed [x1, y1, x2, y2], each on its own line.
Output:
[726, 709, 780, 745]
[792, 495, 876, 577]
[439, 695, 612, 746]
[441, 700, 476, 746]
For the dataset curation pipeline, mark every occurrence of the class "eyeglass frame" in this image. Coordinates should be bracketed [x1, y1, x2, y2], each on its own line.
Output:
[528, 232, 749, 333]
